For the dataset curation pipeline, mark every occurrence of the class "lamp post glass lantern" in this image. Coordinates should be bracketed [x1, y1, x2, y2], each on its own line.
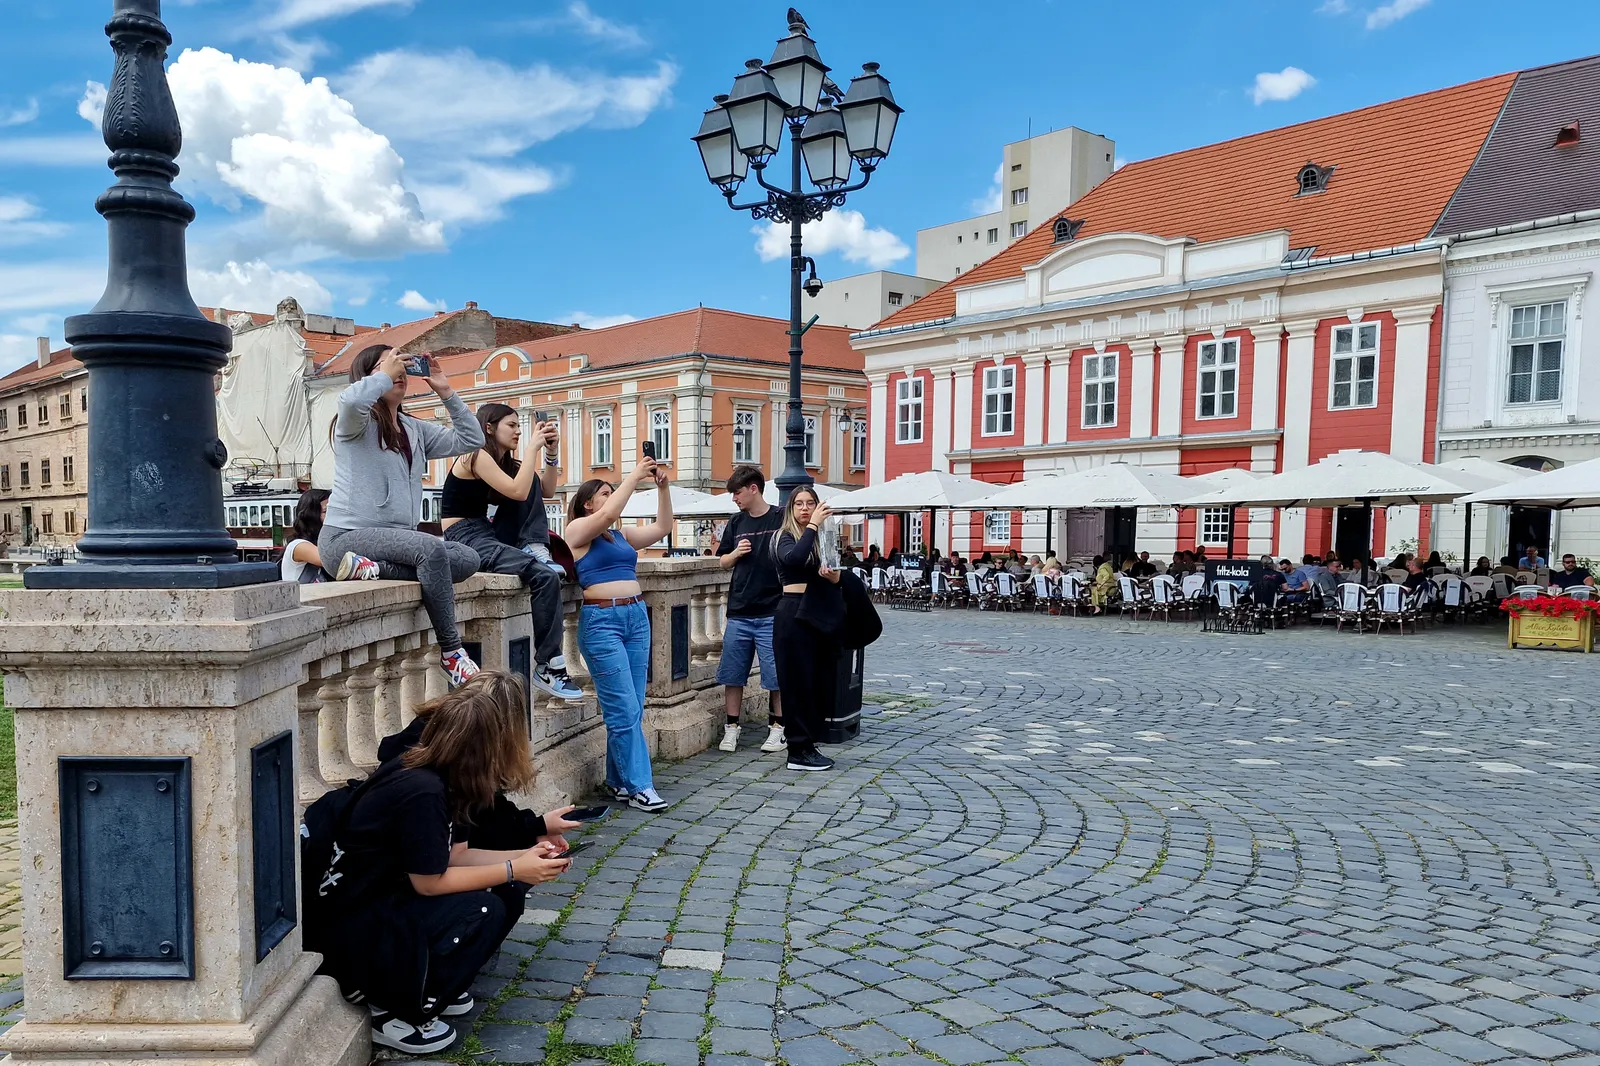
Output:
[695, 9, 901, 506]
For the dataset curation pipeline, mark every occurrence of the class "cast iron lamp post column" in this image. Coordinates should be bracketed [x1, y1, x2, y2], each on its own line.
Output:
[693, 10, 901, 506]
[27, 0, 275, 589]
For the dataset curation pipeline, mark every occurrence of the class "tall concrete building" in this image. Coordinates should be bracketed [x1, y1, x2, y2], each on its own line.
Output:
[916, 126, 1116, 282]
[809, 126, 1116, 332]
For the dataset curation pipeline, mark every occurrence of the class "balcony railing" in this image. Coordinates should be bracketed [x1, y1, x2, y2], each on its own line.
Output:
[295, 557, 732, 807]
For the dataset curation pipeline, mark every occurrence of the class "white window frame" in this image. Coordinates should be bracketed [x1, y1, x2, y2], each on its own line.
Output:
[987, 228, 999, 243]
[1011, 187, 1028, 205]
[851, 419, 867, 470]
[1082, 352, 1118, 428]
[1199, 507, 1233, 548]
[649, 406, 672, 461]
[1329, 322, 1380, 410]
[1009, 220, 1027, 239]
[984, 510, 1011, 545]
[592, 411, 613, 467]
[1196, 337, 1240, 419]
[981, 364, 1016, 436]
[544, 502, 565, 537]
[803, 414, 819, 467]
[732, 408, 758, 464]
[1506, 300, 1566, 406]
[887, 291, 903, 306]
[906, 512, 924, 550]
[895, 377, 924, 444]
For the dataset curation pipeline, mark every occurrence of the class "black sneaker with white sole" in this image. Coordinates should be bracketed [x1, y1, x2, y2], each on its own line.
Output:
[441, 991, 473, 1017]
[369, 1011, 456, 1054]
[787, 746, 835, 772]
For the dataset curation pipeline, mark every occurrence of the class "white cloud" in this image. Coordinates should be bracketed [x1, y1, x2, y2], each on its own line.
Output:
[189, 260, 334, 314]
[1252, 66, 1317, 105]
[81, 48, 447, 258]
[0, 134, 105, 166]
[407, 161, 559, 225]
[266, 33, 331, 73]
[0, 196, 68, 246]
[753, 209, 909, 270]
[264, 0, 416, 31]
[396, 289, 445, 312]
[564, 311, 635, 329]
[1317, 0, 1350, 13]
[564, 2, 648, 48]
[1367, 0, 1430, 28]
[0, 261, 105, 315]
[1113, 156, 1127, 171]
[0, 98, 39, 128]
[971, 162, 1003, 215]
[77, 81, 107, 124]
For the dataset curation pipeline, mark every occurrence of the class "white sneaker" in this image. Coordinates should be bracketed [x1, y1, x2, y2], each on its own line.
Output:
[718, 724, 741, 752]
[440, 648, 479, 690]
[761, 725, 786, 753]
[629, 788, 669, 812]
[369, 1011, 456, 1054]
[334, 551, 381, 581]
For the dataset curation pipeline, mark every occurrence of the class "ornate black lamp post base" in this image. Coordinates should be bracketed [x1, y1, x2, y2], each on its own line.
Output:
[26, 0, 277, 591]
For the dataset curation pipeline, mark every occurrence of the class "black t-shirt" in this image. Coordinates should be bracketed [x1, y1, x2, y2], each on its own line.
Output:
[1553, 567, 1592, 589]
[717, 508, 785, 617]
[329, 764, 453, 911]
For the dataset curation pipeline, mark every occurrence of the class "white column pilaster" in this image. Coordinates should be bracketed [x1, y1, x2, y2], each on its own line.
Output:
[867, 375, 888, 485]
[1156, 335, 1185, 439]
[1387, 304, 1439, 551]
[1250, 324, 1283, 432]
[1047, 351, 1071, 443]
[1128, 339, 1157, 439]
[930, 370, 953, 472]
[1022, 354, 1046, 447]
[1278, 319, 1320, 556]
[952, 362, 973, 454]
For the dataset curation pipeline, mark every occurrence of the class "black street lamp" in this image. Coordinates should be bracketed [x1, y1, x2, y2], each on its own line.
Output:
[28, 0, 275, 589]
[694, 10, 901, 505]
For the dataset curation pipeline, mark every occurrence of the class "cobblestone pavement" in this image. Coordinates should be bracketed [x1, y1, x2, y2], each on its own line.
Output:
[440, 611, 1600, 1066]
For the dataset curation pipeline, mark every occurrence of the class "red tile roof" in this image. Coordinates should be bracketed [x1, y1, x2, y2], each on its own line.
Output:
[876, 70, 1520, 330]
[420, 306, 862, 396]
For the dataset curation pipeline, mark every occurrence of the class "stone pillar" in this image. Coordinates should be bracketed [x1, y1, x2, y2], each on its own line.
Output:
[0, 583, 366, 1066]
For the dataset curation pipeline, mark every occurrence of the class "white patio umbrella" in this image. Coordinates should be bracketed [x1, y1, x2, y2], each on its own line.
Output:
[1185, 467, 1266, 556]
[617, 485, 738, 519]
[967, 462, 1196, 510]
[1434, 459, 1539, 562]
[1180, 450, 1486, 561]
[762, 481, 847, 507]
[1458, 455, 1600, 509]
[828, 470, 1000, 554]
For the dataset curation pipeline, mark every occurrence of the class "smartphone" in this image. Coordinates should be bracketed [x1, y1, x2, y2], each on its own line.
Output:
[554, 840, 594, 859]
[566, 805, 610, 823]
[641, 440, 657, 460]
[405, 354, 429, 377]
[535, 410, 558, 425]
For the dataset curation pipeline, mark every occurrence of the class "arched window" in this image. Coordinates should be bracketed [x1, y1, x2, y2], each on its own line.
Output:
[1051, 217, 1085, 244]
[1296, 163, 1334, 195]
[1507, 455, 1560, 473]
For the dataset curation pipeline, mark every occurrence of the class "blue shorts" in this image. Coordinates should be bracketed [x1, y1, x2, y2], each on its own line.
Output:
[717, 615, 778, 690]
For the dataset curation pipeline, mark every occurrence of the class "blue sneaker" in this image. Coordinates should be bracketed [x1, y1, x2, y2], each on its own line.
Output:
[531, 662, 583, 703]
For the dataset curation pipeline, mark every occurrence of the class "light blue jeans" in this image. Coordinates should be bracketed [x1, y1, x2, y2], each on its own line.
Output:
[577, 600, 654, 795]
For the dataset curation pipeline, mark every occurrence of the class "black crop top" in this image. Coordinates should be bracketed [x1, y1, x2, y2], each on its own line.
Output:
[440, 470, 492, 520]
[775, 528, 821, 585]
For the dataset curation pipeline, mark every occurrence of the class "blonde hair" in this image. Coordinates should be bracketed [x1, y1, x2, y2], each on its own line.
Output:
[403, 671, 534, 823]
[774, 485, 820, 562]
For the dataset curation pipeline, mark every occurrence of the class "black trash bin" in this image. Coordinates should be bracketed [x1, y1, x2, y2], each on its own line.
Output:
[821, 646, 863, 744]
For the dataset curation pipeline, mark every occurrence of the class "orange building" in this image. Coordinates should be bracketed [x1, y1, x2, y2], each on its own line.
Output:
[409, 307, 868, 531]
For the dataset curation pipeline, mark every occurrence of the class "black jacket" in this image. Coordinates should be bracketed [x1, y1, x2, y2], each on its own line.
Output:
[377, 717, 547, 846]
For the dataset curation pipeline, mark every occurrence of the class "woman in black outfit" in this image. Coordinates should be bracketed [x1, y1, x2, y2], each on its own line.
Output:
[772, 487, 841, 773]
[311, 672, 572, 1055]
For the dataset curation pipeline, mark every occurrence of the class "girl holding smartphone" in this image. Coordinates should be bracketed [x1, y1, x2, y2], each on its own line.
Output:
[563, 456, 673, 811]
[772, 487, 840, 773]
[320, 345, 485, 687]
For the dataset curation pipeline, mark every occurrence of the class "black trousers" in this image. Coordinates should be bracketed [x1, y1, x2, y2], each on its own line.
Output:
[773, 593, 839, 754]
[444, 517, 564, 667]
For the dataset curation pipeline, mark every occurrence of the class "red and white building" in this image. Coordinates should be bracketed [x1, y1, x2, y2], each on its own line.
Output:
[852, 67, 1550, 562]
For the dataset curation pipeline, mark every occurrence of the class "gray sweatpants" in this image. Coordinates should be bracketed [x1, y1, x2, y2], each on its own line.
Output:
[319, 526, 480, 652]
[444, 518, 564, 667]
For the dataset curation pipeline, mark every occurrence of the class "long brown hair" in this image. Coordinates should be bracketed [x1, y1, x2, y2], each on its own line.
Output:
[349, 344, 412, 462]
[775, 485, 819, 562]
[473, 402, 520, 483]
[403, 671, 535, 822]
[568, 478, 614, 540]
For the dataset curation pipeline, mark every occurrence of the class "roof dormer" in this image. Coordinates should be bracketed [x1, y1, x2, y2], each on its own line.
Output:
[1295, 162, 1335, 196]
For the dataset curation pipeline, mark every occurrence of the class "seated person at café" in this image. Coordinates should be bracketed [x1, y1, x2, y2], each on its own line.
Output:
[1404, 558, 1431, 593]
[974, 552, 996, 574]
[1552, 554, 1595, 590]
[1282, 554, 1322, 601]
[947, 550, 968, 575]
[1492, 555, 1520, 576]
[1312, 558, 1345, 602]
[1251, 560, 1288, 604]
[1470, 556, 1493, 577]
[1129, 551, 1158, 579]
[1521, 545, 1547, 570]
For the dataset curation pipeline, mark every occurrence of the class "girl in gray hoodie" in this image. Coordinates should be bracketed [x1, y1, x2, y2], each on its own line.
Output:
[320, 345, 486, 687]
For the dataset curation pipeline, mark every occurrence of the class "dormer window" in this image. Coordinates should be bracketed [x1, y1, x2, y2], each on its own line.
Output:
[1052, 217, 1085, 244]
[1296, 162, 1334, 195]
[1555, 120, 1580, 147]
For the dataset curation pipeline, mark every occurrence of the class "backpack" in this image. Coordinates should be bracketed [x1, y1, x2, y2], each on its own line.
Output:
[299, 760, 402, 948]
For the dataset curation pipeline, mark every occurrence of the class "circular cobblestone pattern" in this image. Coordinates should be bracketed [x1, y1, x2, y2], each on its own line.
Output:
[440, 612, 1600, 1066]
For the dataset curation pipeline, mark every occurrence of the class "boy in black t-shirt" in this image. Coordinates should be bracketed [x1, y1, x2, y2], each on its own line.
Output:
[715, 466, 787, 754]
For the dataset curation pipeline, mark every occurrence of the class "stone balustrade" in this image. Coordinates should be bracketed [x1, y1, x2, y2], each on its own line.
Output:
[296, 556, 735, 813]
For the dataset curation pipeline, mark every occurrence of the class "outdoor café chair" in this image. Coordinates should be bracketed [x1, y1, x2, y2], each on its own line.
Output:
[1148, 574, 1181, 622]
[1060, 572, 1087, 616]
[1117, 575, 1150, 621]
[1212, 580, 1257, 634]
[1513, 584, 1545, 601]
[1373, 583, 1419, 635]
[994, 572, 1022, 611]
[1335, 582, 1373, 633]
[1031, 574, 1062, 615]
[1562, 585, 1595, 601]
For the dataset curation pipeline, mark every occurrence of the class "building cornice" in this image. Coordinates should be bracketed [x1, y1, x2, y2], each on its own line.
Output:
[947, 427, 1282, 462]
[1439, 428, 1600, 450]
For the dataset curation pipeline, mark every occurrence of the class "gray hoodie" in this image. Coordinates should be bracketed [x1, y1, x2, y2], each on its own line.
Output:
[324, 371, 485, 532]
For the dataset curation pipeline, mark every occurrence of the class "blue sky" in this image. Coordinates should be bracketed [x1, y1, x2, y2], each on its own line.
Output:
[0, 0, 1596, 373]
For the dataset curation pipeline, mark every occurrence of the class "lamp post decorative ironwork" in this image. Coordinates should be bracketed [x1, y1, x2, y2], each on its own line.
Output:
[694, 9, 901, 505]
[27, 0, 275, 589]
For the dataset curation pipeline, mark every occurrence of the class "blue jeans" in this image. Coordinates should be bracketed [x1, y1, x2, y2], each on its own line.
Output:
[716, 615, 777, 689]
[578, 600, 653, 795]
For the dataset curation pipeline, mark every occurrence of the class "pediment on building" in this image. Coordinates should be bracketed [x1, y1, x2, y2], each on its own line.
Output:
[1029, 232, 1192, 301]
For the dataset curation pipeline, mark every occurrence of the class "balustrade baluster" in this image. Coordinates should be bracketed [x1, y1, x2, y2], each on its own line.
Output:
[316, 676, 362, 785]
[373, 657, 404, 742]
[297, 682, 329, 803]
[401, 647, 430, 722]
[345, 663, 380, 772]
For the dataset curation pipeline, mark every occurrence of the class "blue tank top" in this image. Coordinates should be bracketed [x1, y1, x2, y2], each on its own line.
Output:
[575, 530, 638, 587]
